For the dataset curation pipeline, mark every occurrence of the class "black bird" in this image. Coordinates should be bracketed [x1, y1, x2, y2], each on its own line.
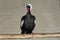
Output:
[20, 3, 36, 34]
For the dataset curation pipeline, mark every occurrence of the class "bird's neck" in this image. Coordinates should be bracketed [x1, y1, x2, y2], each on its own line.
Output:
[27, 8, 31, 14]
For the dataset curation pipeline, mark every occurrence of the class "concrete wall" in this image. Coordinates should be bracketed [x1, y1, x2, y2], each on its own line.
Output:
[0, 0, 60, 40]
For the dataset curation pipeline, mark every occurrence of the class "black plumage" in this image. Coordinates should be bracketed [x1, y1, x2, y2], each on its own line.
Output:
[20, 4, 36, 34]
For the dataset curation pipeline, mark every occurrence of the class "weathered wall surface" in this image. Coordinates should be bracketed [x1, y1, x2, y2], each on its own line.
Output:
[0, 0, 60, 40]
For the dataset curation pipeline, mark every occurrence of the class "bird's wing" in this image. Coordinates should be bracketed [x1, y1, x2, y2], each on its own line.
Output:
[20, 20, 24, 27]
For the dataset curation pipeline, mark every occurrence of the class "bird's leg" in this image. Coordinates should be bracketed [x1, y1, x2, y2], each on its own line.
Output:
[26, 31, 32, 34]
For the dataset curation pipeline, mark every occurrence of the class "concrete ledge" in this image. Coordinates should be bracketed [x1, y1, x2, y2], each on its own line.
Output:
[0, 33, 60, 39]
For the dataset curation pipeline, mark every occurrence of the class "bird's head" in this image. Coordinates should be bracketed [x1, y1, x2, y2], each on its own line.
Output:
[24, 3, 32, 11]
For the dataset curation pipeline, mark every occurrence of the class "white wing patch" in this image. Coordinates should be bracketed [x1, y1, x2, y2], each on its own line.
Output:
[34, 20, 36, 23]
[20, 20, 24, 27]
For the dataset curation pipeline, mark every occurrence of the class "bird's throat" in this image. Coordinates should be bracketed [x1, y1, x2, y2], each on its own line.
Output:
[27, 8, 30, 13]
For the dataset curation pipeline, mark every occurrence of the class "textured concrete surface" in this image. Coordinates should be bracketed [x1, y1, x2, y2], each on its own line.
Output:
[0, 0, 60, 40]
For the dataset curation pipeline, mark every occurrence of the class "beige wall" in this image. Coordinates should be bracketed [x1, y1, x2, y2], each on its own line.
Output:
[0, 0, 60, 40]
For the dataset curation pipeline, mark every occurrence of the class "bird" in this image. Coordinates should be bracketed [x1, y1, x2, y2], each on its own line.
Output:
[20, 3, 36, 34]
